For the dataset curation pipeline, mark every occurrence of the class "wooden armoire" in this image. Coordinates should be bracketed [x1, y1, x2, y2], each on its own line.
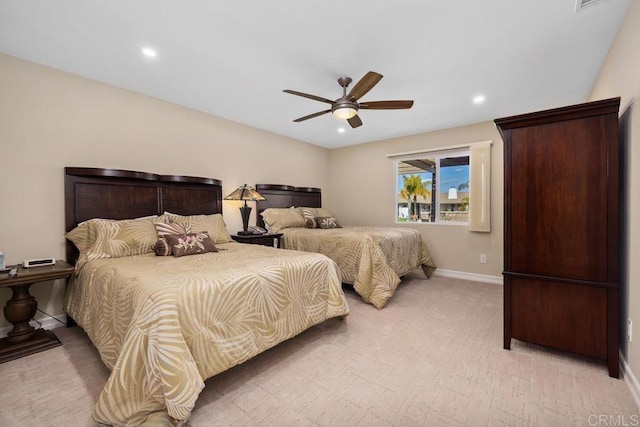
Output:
[495, 97, 621, 378]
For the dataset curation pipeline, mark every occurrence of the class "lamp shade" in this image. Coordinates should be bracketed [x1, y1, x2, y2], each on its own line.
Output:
[224, 184, 266, 202]
[224, 185, 266, 235]
[332, 107, 358, 120]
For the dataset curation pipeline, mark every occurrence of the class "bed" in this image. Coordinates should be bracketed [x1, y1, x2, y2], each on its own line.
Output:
[255, 184, 437, 310]
[63, 168, 349, 426]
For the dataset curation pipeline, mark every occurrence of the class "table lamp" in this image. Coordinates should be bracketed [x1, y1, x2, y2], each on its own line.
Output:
[224, 184, 266, 235]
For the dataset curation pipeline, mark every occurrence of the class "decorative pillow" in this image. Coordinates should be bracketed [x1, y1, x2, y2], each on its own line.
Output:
[300, 207, 318, 229]
[85, 217, 159, 260]
[153, 238, 172, 256]
[316, 216, 341, 229]
[64, 216, 160, 269]
[164, 232, 218, 257]
[259, 207, 296, 223]
[153, 222, 192, 256]
[260, 208, 293, 232]
[260, 207, 306, 233]
[65, 221, 94, 254]
[155, 221, 191, 237]
[164, 212, 232, 244]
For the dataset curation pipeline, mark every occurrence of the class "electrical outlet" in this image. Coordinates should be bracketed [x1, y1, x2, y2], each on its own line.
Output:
[480, 254, 487, 264]
[629, 318, 633, 342]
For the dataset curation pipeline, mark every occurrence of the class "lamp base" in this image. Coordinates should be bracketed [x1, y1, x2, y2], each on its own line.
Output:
[237, 230, 254, 235]
[239, 204, 252, 236]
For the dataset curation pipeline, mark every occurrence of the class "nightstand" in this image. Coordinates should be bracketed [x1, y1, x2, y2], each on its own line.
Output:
[231, 233, 283, 248]
[0, 260, 74, 363]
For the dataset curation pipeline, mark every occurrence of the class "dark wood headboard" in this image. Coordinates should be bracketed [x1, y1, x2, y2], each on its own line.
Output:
[64, 167, 223, 263]
[254, 184, 321, 228]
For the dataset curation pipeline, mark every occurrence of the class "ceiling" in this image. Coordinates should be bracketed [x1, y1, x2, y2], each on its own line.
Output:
[0, 0, 631, 149]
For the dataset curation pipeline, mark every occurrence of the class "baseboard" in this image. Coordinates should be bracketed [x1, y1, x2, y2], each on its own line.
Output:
[433, 268, 503, 285]
[0, 313, 67, 336]
[620, 351, 640, 411]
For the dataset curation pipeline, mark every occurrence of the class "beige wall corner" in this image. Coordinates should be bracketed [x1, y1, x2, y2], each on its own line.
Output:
[589, 0, 640, 392]
[326, 121, 504, 278]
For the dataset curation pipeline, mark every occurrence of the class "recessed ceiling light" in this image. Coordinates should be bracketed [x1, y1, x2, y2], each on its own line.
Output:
[337, 128, 346, 134]
[473, 95, 486, 105]
[141, 47, 157, 58]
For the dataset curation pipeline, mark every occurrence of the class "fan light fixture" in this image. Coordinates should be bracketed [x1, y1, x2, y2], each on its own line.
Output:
[284, 71, 414, 129]
[332, 107, 357, 120]
[224, 184, 266, 235]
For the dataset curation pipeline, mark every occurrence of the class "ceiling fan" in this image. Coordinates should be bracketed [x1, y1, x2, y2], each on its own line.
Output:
[283, 71, 414, 129]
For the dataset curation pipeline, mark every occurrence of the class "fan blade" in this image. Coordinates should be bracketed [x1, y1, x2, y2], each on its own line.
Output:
[359, 100, 414, 110]
[347, 114, 362, 128]
[283, 90, 335, 105]
[293, 110, 331, 122]
[347, 71, 383, 101]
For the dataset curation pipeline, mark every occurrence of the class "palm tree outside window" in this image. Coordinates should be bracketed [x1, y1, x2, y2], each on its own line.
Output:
[400, 175, 431, 221]
[395, 152, 470, 224]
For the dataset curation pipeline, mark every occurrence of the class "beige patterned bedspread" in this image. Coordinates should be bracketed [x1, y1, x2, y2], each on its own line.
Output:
[65, 242, 349, 426]
[280, 227, 437, 309]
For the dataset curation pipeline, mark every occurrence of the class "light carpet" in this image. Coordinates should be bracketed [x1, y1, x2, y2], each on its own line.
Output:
[0, 271, 636, 426]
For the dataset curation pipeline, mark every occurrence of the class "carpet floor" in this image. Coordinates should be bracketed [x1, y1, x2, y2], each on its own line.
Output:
[0, 270, 636, 426]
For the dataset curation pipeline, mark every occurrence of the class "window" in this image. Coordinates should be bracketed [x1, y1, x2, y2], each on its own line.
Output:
[395, 149, 470, 224]
[389, 141, 491, 231]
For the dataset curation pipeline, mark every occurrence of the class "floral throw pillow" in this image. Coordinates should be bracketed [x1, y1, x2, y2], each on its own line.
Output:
[316, 216, 341, 229]
[153, 238, 172, 256]
[164, 232, 218, 257]
[153, 222, 192, 256]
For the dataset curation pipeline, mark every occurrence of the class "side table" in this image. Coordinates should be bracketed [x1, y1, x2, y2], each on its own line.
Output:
[231, 233, 283, 248]
[0, 260, 74, 363]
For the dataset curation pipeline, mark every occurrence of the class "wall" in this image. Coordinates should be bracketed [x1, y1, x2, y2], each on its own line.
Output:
[0, 53, 330, 328]
[588, 0, 640, 395]
[326, 121, 503, 279]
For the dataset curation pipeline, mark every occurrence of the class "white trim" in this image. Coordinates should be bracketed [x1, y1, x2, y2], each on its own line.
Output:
[0, 313, 67, 336]
[621, 351, 640, 411]
[387, 140, 492, 159]
[434, 268, 503, 285]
